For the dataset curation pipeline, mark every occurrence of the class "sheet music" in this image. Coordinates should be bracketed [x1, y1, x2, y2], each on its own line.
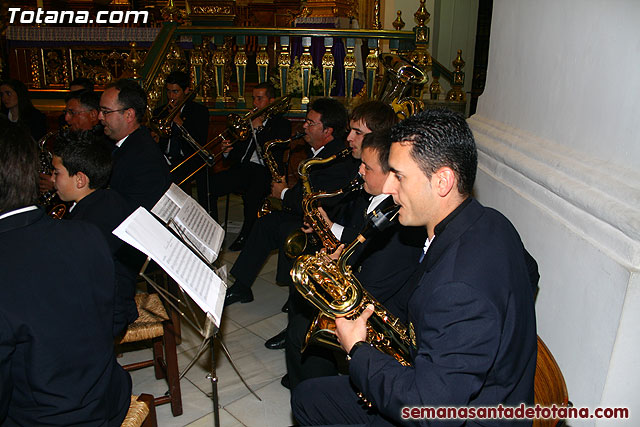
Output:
[113, 207, 226, 327]
[152, 183, 225, 264]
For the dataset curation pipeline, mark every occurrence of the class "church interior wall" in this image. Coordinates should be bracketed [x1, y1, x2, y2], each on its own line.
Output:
[468, 0, 640, 423]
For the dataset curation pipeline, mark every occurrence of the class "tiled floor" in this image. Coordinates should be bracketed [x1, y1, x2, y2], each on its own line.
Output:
[121, 195, 296, 426]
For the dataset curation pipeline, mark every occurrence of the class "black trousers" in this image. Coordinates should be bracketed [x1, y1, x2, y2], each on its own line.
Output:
[285, 285, 340, 389]
[292, 375, 395, 426]
[229, 209, 302, 290]
[208, 162, 271, 237]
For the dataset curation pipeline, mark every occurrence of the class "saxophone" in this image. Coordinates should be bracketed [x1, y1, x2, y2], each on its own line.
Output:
[37, 130, 68, 219]
[290, 201, 414, 366]
[283, 147, 358, 259]
[257, 131, 305, 218]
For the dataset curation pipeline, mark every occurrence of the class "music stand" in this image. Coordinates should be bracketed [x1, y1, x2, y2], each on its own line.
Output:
[138, 259, 261, 427]
[113, 186, 260, 427]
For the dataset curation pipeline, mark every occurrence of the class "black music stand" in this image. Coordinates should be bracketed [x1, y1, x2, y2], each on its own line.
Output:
[138, 258, 261, 427]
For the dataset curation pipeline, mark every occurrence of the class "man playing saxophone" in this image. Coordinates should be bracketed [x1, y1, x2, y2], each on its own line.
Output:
[224, 97, 357, 307]
[292, 109, 538, 426]
[285, 130, 426, 390]
[208, 82, 292, 251]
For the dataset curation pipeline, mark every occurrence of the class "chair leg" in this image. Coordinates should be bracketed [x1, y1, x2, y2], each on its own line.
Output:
[138, 393, 158, 427]
[163, 320, 183, 416]
[151, 336, 165, 380]
[224, 193, 230, 231]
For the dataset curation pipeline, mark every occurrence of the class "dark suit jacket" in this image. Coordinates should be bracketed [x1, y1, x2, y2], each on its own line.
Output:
[282, 136, 359, 217]
[0, 208, 131, 426]
[67, 189, 139, 332]
[109, 126, 171, 213]
[335, 193, 425, 316]
[154, 99, 210, 163]
[349, 198, 537, 426]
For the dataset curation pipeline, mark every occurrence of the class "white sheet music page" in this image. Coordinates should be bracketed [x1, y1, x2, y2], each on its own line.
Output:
[113, 207, 226, 327]
[152, 183, 225, 264]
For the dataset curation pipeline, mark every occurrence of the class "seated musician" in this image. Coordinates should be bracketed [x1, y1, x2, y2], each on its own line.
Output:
[58, 77, 96, 128]
[51, 129, 139, 334]
[64, 89, 104, 133]
[99, 79, 171, 213]
[263, 100, 398, 352]
[208, 82, 291, 251]
[284, 130, 426, 390]
[292, 109, 538, 426]
[153, 71, 210, 207]
[224, 97, 357, 305]
[0, 118, 132, 426]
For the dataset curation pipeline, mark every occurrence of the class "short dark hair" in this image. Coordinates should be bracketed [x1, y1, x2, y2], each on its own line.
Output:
[361, 129, 392, 173]
[52, 129, 112, 190]
[390, 108, 477, 196]
[65, 89, 100, 111]
[0, 117, 39, 213]
[254, 82, 277, 99]
[166, 70, 190, 91]
[309, 98, 348, 140]
[70, 77, 95, 91]
[105, 79, 147, 123]
[350, 100, 397, 133]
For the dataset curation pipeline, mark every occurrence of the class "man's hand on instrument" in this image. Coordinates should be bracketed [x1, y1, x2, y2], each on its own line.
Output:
[221, 139, 234, 154]
[317, 207, 333, 229]
[172, 114, 184, 127]
[150, 130, 160, 144]
[271, 181, 288, 198]
[251, 115, 264, 129]
[39, 173, 54, 193]
[327, 244, 344, 261]
[336, 304, 374, 354]
[301, 222, 314, 234]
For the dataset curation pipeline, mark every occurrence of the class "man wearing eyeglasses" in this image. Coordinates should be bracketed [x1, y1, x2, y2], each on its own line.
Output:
[99, 79, 170, 213]
[64, 89, 101, 132]
[224, 97, 358, 307]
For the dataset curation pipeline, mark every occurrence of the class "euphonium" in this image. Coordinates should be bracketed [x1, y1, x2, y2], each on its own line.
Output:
[378, 54, 426, 120]
[257, 131, 305, 218]
[283, 147, 356, 258]
[290, 201, 414, 366]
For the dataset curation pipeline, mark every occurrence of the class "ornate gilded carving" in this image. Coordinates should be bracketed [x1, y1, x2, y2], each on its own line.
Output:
[300, 38, 313, 106]
[235, 41, 248, 105]
[161, 0, 188, 23]
[344, 39, 356, 102]
[365, 41, 379, 99]
[124, 42, 144, 80]
[429, 74, 441, 100]
[30, 48, 42, 88]
[373, 0, 381, 30]
[211, 41, 226, 105]
[321, 39, 334, 97]
[446, 49, 466, 102]
[191, 6, 233, 15]
[277, 37, 291, 97]
[393, 10, 405, 31]
[256, 41, 270, 84]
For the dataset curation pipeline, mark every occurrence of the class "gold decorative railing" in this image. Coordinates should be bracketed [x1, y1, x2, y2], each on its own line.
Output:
[3, 2, 467, 115]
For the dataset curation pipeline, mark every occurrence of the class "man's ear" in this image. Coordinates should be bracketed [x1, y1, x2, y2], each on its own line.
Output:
[76, 171, 90, 190]
[88, 109, 99, 123]
[433, 166, 456, 197]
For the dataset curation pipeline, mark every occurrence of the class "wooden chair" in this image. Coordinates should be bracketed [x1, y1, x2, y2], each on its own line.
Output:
[533, 336, 570, 427]
[121, 394, 157, 427]
[117, 293, 183, 416]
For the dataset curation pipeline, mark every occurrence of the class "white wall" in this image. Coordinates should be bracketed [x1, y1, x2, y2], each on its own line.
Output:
[469, 1, 640, 424]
